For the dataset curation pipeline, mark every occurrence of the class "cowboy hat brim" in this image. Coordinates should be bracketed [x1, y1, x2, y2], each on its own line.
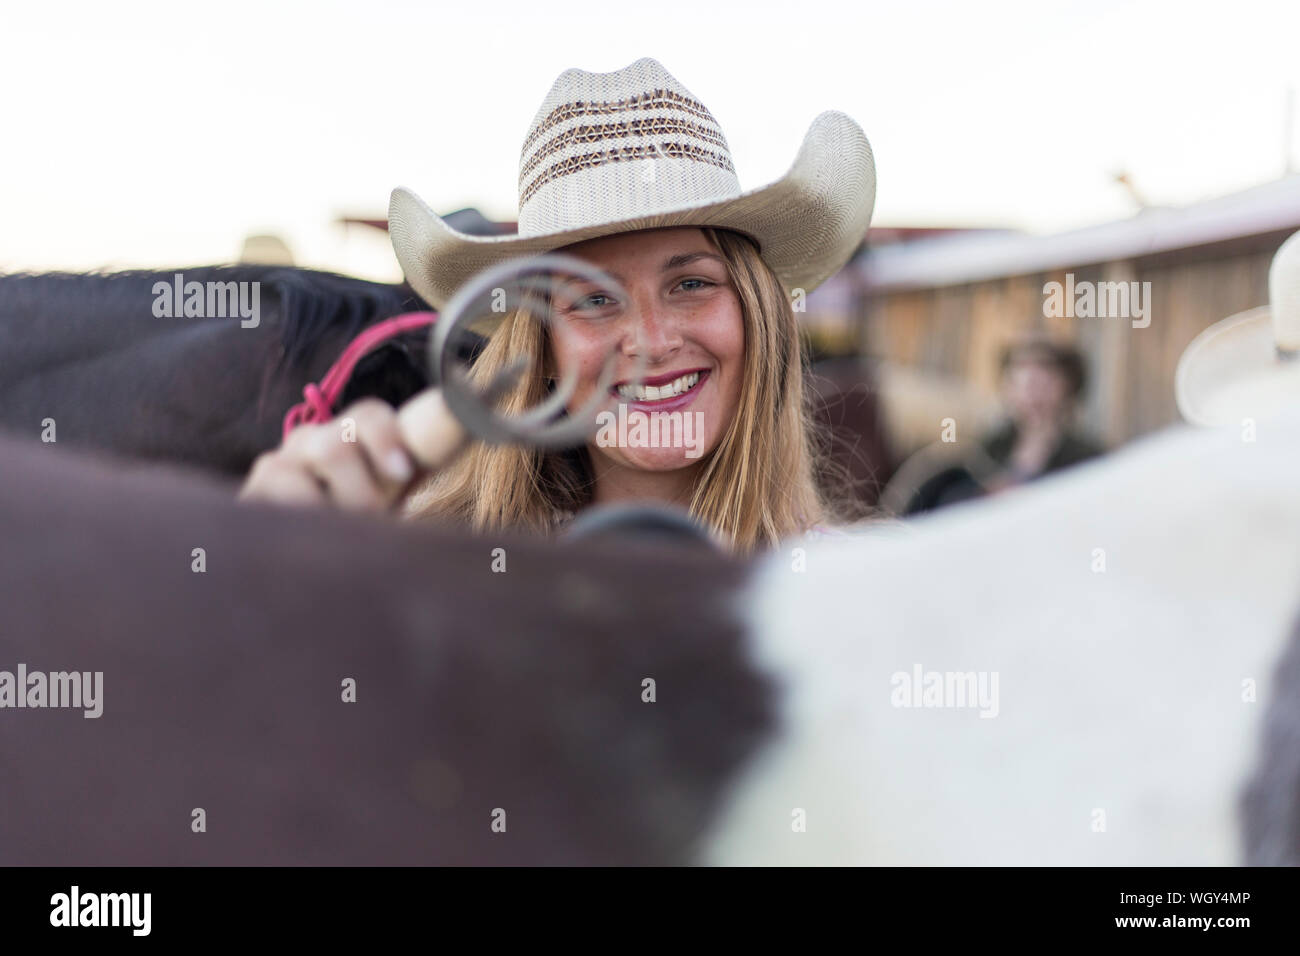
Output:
[388, 110, 875, 311]
[1175, 306, 1300, 426]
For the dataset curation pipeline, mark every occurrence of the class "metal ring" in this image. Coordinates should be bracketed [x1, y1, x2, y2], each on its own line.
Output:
[428, 253, 646, 450]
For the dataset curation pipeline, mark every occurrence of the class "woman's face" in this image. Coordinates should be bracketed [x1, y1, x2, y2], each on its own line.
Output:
[547, 227, 745, 472]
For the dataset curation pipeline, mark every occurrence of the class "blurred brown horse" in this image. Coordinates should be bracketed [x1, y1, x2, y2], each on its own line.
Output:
[0, 266, 433, 475]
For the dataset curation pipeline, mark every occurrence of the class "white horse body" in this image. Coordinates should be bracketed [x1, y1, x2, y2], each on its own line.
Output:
[710, 412, 1300, 865]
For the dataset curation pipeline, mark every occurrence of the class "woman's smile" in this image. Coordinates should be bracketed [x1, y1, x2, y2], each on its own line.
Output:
[613, 368, 711, 414]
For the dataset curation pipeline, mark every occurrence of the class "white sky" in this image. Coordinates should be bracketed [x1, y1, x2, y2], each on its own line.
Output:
[3, 0, 1299, 280]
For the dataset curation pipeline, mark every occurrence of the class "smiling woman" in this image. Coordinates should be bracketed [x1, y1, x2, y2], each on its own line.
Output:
[239, 56, 877, 554]
[404, 226, 824, 552]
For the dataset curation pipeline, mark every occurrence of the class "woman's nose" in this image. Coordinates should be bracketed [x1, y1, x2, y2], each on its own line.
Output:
[620, 296, 683, 362]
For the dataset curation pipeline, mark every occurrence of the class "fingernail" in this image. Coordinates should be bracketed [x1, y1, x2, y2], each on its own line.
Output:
[384, 449, 414, 482]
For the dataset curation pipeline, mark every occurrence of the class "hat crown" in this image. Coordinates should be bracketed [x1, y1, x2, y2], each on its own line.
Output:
[515, 58, 741, 237]
[1270, 230, 1300, 353]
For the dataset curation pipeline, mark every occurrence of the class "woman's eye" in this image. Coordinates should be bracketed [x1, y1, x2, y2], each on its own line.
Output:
[560, 291, 616, 314]
[677, 278, 714, 292]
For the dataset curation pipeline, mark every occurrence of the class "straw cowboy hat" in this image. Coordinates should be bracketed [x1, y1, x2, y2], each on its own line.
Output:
[388, 57, 876, 310]
[1176, 228, 1300, 426]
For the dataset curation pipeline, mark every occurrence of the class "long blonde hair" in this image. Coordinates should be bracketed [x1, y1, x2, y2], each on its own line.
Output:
[403, 227, 830, 554]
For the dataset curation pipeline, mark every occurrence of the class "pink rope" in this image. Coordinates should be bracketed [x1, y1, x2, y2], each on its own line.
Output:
[282, 311, 438, 441]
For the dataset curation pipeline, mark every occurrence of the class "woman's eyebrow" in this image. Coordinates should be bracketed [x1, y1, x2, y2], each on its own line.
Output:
[663, 252, 724, 271]
[561, 251, 724, 288]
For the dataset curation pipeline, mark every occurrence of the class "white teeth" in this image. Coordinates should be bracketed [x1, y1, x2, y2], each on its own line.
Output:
[617, 371, 700, 402]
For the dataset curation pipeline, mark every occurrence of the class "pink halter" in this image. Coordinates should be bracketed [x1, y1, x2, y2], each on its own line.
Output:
[281, 311, 438, 441]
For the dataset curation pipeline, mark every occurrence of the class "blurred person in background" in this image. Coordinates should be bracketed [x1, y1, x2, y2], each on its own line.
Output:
[984, 336, 1104, 487]
[887, 335, 1104, 514]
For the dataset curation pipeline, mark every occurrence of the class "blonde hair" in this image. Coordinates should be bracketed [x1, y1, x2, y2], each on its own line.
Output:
[403, 227, 831, 555]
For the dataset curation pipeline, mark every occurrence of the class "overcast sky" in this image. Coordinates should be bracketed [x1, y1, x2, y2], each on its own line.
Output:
[4, 0, 1298, 279]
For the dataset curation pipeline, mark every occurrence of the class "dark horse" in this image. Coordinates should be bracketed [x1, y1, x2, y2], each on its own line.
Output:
[0, 266, 434, 475]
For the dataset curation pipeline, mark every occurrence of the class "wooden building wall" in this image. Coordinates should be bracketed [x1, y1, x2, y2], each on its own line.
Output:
[860, 229, 1293, 446]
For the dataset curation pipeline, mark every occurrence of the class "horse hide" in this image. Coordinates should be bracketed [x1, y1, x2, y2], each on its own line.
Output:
[706, 410, 1300, 865]
[0, 437, 768, 865]
[4, 408, 1300, 864]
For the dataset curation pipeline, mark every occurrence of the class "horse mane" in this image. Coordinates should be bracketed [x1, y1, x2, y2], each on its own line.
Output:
[0, 265, 429, 370]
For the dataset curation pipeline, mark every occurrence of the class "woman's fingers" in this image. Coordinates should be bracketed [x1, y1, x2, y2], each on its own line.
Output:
[242, 400, 414, 511]
[239, 391, 466, 512]
[343, 399, 416, 488]
[282, 406, 401, 512]
[239, 451, 329, 507]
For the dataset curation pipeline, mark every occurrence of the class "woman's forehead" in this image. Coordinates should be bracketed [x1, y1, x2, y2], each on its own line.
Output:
[559, 226, 715, 264]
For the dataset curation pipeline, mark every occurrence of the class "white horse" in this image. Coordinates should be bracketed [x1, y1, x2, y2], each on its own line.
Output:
[708, 409, 1300, 865]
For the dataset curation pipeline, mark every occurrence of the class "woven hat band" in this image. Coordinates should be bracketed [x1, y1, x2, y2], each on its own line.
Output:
[519, 114, 732, 200]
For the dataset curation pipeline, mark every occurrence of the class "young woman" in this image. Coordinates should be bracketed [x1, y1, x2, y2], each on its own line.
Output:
[240, 57, 877, 554]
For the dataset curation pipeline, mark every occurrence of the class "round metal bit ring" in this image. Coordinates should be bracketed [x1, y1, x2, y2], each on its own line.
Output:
[428, 253, 644, 451]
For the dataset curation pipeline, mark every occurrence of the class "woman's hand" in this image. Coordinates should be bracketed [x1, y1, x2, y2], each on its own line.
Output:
[239, 390, 466, 511]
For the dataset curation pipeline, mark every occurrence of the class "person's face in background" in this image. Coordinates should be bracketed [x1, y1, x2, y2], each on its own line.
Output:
[1001, 354, 1073, 430]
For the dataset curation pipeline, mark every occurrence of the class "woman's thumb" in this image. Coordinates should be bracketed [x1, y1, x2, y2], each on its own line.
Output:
[396, 388, 468, 471]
